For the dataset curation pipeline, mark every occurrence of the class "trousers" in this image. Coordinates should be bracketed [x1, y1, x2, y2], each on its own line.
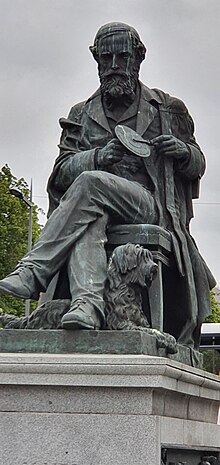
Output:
[24, 171, 157, 319]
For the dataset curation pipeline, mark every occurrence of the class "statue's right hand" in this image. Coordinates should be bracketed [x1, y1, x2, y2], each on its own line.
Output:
[97, 138, 125, 167]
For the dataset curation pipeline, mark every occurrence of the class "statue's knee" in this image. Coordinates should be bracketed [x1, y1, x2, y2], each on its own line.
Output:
[69, 171, 95, 195]
[75, 171, 106, 193]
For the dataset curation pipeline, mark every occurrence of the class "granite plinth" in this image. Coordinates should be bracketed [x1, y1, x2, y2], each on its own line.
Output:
[0, 353, 220, 465]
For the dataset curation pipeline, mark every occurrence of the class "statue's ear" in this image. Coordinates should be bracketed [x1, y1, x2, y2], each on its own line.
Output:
[89, 45, 99, 63]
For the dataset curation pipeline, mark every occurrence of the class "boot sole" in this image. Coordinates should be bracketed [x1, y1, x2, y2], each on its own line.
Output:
[61, 319, 95, 330]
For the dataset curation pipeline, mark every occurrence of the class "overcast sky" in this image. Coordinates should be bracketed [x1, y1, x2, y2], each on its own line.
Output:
[0, 0, 220, 284]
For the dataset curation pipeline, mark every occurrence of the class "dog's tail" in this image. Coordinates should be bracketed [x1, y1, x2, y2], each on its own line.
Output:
[0, 313, 28, 329]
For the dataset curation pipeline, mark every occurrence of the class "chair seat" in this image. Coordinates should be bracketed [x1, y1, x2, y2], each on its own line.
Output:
[107, 224, 172, 260]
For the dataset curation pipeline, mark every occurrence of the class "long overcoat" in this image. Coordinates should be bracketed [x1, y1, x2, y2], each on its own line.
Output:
[47, 82, 216, 345]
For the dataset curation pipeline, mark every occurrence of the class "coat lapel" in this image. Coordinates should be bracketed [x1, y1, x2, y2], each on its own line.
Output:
[136, 83, 162, 136]
[85, 90, 112, 134]
[84, 83, 163, 136]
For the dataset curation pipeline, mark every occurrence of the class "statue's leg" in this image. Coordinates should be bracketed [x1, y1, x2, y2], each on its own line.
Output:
[65, 213, 109, 329]
[0, 171, 156, 315]
[60, 171, 157, 329]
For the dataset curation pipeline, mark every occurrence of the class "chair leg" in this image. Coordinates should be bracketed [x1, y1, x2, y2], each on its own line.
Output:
[38, 272, 60, 306]
[148, 260, 163, 331]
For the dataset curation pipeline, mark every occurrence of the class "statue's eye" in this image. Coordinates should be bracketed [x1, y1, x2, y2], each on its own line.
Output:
[120, 52, 130, 59]
[101, 53, 111, 60]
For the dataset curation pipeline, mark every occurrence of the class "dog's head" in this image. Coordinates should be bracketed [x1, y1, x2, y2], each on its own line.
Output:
[107, 243, 157, 288]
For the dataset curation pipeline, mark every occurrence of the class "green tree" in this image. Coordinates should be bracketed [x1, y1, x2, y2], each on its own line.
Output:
[0, 164, 43, 316]
[203, 350, 220, 375]
[203, 289, 220, 374]
[206, 289, 220, 323]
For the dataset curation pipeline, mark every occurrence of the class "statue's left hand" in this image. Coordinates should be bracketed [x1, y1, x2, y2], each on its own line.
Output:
[151, 135, 190, 160]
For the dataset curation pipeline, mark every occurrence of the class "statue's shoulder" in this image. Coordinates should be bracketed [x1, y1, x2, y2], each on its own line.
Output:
[59, 101, 87, 130]
[67, 89, 101, 122]
[152, 88, 188, 114]
[59, 89, 101, 130]
[68, 100, 87, 122]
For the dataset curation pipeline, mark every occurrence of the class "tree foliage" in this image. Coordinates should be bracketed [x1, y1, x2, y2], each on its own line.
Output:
[203, 289, 220, 374]
[203, 349, 220, 375]
[206, 289, 220, 323]
[0, 164, 42, 316]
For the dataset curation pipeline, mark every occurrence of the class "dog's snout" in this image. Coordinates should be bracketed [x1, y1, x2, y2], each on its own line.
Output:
[151, 262, 158, 280]
[147, 262, 158, 283]
[151, 263, 158, 275]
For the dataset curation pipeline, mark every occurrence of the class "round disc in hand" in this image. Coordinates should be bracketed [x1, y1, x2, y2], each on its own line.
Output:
[115, 125, 151, 157]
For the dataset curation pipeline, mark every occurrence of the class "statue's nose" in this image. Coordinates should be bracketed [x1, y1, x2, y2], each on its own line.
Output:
[111, 54, 119, 70]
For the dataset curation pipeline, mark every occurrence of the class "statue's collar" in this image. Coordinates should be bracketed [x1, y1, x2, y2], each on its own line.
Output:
[85, 82, 162, 135]
[138, 82, 162, 104]
[86, 82, 162, 105]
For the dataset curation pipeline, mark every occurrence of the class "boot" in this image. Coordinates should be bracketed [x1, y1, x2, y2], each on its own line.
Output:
[61, 298, 102, 330]
[0, 264, 40, 300]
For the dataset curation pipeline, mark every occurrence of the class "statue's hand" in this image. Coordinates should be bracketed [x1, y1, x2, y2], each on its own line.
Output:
[97, 138, 124, 167]
[151, 135, 190, 160]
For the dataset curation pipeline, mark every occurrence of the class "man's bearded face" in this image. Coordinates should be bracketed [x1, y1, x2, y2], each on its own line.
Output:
[97, 32, 140, 107]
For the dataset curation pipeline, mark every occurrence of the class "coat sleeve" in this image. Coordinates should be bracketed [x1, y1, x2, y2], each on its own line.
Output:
[156, 89, 206, 188]
[46, 103, 99, 216]
[175, 110, 205, 181]
[53, 104, 98, 193]
[168, 97, 206, 197]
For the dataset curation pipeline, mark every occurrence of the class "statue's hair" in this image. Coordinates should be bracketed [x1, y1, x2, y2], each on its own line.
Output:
[90, 22, 146, 65]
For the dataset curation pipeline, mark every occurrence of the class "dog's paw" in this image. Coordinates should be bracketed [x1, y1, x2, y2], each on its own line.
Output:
[157, 332, 178, 354]
[149, 329, 178, 354]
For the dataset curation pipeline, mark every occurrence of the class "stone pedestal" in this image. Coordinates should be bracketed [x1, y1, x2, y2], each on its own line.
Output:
[0, 329, 203, 368]
[0, 352, 220, 465]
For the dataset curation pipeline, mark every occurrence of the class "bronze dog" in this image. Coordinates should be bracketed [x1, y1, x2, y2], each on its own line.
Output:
[104, 243, 177, 354]
[104, 243, 157, 330]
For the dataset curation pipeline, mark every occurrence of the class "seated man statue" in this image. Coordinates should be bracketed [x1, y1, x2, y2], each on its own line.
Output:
[0, 22, 216, 348]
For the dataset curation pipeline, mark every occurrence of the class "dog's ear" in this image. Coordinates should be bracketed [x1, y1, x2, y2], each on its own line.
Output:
[127, 247, 145, 285]
[106, 258, 122, 289]
[126, 244, 145, 272]
[112, 243, 142, 274]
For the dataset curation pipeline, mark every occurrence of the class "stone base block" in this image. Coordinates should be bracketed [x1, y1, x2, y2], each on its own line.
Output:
[0, 353, 220, 465]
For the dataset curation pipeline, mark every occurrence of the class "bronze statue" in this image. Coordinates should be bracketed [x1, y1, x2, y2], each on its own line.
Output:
[0, 22, 216, 349]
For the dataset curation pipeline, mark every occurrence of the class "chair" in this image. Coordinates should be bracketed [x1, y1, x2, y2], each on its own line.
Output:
[39, 224, 173, 333]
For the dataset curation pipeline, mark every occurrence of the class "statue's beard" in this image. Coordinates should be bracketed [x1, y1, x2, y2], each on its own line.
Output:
[100, 71, 138, 109]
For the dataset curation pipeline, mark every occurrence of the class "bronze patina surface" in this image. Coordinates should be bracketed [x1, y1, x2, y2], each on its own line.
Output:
[0, 22, 216, 354]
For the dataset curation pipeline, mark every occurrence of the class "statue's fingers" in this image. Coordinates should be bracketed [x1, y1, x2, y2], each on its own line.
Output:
[157, 146, 177, 157]
[112, 142, 124, 152]
[151, 135, 173, 144]
[109, 138, 123, 146]
[156, 141, 177, 154]
[161, 151, 174, 157]
[105, 139, 120, 150]
[158, 139, 176, 149]
[107, 152, 122, 163]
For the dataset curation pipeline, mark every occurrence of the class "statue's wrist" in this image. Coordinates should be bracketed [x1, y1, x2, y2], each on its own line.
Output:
[94, 148, 103, 169]
[183, 143, 191, 160]
[178, 143, 191, 161]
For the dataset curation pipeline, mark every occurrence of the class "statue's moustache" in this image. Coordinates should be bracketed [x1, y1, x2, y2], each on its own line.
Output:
[100, 71, 128, 79]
